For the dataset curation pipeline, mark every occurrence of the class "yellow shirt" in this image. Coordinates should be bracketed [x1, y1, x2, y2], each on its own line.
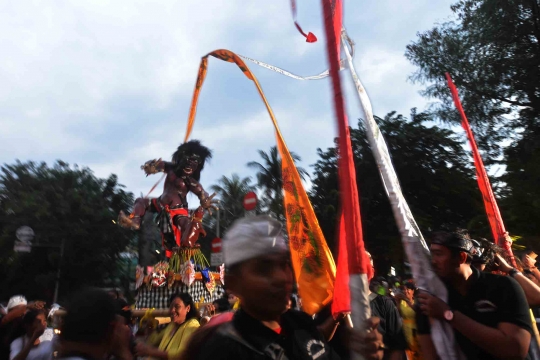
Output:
[148, 318, 200, 358]
[399, 300, 423, 360]
[530, 309, 540, 345]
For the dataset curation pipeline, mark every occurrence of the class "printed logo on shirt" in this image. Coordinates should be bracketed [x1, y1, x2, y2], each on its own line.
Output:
[306, 339, 326, 360]
[264, 343, 285, 360]
[475, 300, 497, 313]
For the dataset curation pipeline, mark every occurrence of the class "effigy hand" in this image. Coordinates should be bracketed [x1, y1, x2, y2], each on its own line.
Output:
[141, 158, 162, 176]
[200, 193, 219, 215]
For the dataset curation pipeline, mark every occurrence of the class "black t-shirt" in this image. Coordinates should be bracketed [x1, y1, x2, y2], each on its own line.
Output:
[369, 294, 407, 353]
[416, 267, 533, 360]
[197, 309, 340, 360]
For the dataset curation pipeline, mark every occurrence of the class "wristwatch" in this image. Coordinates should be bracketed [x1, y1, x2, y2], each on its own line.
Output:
[444, 309, 454, 322]
[509, 268, 522, 278]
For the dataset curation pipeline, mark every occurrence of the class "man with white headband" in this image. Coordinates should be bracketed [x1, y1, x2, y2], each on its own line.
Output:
[196, 215, 384, 360]
[1, 296, 28, 360]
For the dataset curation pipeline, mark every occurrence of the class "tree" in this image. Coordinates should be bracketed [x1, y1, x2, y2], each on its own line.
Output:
[247, 146, 309, 221]
[405, 0, 540, 239]
[310, 111, 484, 274]
[500, 130, 540, 236]
[209, 174, 257, 235]
[405, 0, 540, 158]
[0, 161, 134, 302]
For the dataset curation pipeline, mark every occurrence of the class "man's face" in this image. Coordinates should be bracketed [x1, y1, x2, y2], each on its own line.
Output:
[30, 313, 47, 334]
[229, 252, 293, 321]
[430, 244, 461, 280]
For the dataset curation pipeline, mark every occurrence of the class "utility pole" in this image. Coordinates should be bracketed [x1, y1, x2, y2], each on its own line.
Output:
[216, 201, 221, 238]
[15, 226, 65, 304]
[52, 238, 66, 304]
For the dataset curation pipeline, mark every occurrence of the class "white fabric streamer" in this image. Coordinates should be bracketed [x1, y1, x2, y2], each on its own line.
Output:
[341, 29, 465, 360]
[238, 38, 354, 80]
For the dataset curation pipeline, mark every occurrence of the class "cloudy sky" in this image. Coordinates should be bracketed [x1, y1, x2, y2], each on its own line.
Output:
[0, 0, 456, 203]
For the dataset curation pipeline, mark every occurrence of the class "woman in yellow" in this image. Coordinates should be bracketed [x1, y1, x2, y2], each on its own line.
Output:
[396, 281, 423, 360]
[136, 293, 200, 359]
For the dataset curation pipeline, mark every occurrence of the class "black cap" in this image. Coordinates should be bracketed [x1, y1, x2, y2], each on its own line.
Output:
[430, 232, 474, 254]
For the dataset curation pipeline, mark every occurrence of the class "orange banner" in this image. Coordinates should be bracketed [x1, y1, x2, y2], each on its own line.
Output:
[184, 50, 336, 315]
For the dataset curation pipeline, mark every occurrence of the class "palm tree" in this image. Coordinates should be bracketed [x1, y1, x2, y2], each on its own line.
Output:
[209, 174, 257, 235]
[247, 146, 309, 221]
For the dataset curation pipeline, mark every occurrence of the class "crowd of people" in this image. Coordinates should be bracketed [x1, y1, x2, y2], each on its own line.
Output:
[1, 215, 540, 360]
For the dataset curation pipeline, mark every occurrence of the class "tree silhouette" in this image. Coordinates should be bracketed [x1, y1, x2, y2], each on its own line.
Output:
[0, 160, 134, 302]
[247, 146, 309, 221]
[310, 111, 483, 273]
[209, 174, 257, 235]
[405, 0, 540, 241]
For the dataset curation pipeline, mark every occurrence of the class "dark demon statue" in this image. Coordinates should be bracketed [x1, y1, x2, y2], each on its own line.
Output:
[118, 140, 216, 256]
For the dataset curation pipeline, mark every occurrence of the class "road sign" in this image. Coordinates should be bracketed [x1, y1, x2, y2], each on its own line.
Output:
[210, 253, 224, 267]
[243, 192, 257, 211]
[211, 238, 222, 253]
[14, 226, 34, 252]
[210, 238, 223, 266]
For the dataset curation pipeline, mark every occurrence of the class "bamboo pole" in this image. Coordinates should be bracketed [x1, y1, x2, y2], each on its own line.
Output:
[341, 28, 463, 360]
[53, 302, 215, 319]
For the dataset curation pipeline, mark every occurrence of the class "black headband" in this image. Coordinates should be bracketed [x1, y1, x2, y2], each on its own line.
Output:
[431, 232, 474, 254]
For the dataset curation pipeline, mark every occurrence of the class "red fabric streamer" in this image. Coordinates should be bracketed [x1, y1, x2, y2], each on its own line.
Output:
[290, 0, 317, 42]
[331, 0, 342, 58]
[331, 213, 350, 315]
[445, 73, 516, 267]
[321, 0, 371, 317]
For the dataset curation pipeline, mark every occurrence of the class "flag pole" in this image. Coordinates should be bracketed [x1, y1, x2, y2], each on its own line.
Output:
[445, 73, 516, 267]
[320, 3, 370, 360]
[341, 29, 464, 360]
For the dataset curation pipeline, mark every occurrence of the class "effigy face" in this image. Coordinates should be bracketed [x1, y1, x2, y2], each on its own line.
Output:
[151, 272, 167, 288]
[151, 261, 169, 288]
[179, 154, 201, 176]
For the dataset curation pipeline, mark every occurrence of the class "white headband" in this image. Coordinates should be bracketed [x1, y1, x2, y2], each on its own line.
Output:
[223, 215, 287, 267]
[7, 295, 27, 310]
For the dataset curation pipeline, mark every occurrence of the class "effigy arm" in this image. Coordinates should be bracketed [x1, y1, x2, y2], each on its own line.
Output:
[141, 159, 173, 176]
[189, 181, 218, 215]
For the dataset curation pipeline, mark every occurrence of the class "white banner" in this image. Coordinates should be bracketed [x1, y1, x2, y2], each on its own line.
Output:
[341, 29, 464, 360]
[237, 39, 353, 81]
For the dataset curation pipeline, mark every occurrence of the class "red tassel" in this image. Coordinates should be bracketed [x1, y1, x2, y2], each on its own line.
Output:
[291, 0, 317, 43]
[306, 32, 317, 43]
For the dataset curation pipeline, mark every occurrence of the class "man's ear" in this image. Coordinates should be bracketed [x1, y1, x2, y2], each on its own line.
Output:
[459, 251, 468, 265]
[225, 273, 240, 297]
